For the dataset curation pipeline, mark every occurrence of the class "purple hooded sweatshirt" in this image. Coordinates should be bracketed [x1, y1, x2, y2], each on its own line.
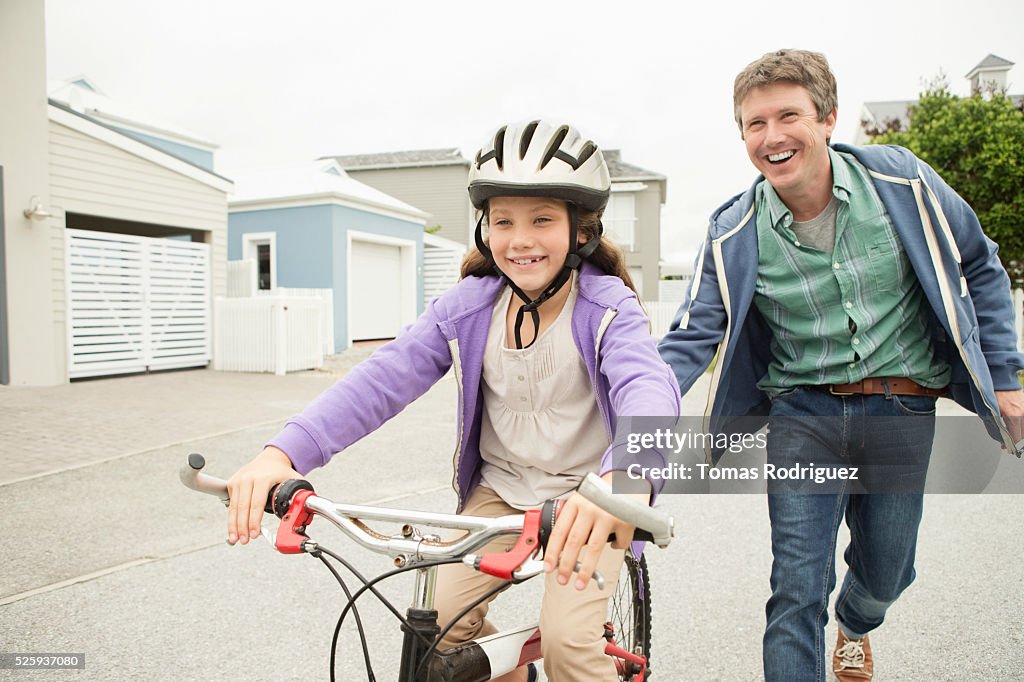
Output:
[270, 262, 681, 511]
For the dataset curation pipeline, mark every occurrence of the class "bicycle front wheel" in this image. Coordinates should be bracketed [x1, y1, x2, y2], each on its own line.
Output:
[607, 551, 652, 681]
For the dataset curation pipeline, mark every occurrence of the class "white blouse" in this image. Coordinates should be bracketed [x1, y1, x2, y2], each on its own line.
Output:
[478, 275, 610, 509]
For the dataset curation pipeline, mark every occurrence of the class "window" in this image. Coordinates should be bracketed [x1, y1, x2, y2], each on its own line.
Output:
[604, 193, 637, 251]
[242, 232, 276, 292]
[257, 243, 271, 290]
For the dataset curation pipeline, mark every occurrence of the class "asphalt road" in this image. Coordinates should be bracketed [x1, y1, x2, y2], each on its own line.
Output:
[1, 371, 1022, 681]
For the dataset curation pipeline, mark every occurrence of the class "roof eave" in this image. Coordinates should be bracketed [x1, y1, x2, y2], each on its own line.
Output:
[229, 191, 429, 223]
[336, 159, 470, 171]
[47, 100, 233, 192]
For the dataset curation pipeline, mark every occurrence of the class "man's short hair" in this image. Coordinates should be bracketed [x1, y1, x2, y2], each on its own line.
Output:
[733, 49, 838, 131]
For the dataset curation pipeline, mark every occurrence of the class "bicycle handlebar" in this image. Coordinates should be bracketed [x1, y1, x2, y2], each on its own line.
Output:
[578, 473, 674, 548]
[180, 453, 675, 564]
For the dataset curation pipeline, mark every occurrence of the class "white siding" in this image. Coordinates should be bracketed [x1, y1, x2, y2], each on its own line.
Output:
[347, 165, 472, 245]
[48, 119, 228, 378]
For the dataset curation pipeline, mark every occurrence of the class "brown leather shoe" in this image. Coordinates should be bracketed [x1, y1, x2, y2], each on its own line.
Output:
[832, 630, 873, 681]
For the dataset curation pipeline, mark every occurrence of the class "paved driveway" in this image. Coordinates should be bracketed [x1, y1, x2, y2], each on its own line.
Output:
[0, 359, 1021, 680]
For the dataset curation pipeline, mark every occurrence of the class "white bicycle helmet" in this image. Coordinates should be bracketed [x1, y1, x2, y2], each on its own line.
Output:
[468, 120, 611, 348]
[468, 120, 611, 212]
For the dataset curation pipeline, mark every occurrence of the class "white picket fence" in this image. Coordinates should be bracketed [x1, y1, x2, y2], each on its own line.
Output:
[644, 301, 680, 339]
[218, 259, 336, 374]
[214, 297, 323, 375]
[227, 259, 258, 297]
[256, 288, 335, 356]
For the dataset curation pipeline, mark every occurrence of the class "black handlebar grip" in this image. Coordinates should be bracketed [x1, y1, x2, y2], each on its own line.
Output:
[188, 452, 206, 470]
[537, 497, 654, 548]
[269, 479, 315, 518]
[538, 498, 560, 550]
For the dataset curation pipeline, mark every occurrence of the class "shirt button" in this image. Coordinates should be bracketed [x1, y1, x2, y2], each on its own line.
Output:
[794, 240, 801, 247]
[833, 262, 841, 270]
[517, 375, 525, 381]
[852, 338, 860, 346]
[845, 302, 853, 309]
[520, 396, 527, 402]
[848, 363, 855, 368]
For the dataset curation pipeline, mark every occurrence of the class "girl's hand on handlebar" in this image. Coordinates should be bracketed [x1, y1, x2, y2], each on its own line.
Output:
[542, 472, 650, 590]
[226, 446, 300, 545]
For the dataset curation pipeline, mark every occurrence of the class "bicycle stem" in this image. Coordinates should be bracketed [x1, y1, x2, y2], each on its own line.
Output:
[413, 566, 438, 611]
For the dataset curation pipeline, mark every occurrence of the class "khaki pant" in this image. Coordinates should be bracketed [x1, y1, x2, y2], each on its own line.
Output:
[434, 486, 626, 682]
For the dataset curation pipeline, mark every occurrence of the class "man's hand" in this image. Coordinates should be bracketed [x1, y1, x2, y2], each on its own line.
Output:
[541, 472, 649, 590]
[996, 389, 1024, 448]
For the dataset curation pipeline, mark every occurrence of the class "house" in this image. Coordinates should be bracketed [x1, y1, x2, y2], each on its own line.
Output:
[602, 150, 667, 300]
[856, 54, 1022, 144]
[47, 77, 218, 172]
[329, 145, 668, 300]
[1, 3, 230, 385]
[327, 149, 474, 246]
[227, 160, 430, 350]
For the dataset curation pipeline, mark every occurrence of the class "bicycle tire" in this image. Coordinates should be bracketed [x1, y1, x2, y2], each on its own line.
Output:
[607, 551, 652, 681]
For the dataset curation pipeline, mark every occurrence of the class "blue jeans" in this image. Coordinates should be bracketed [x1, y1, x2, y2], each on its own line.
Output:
[762, 387, 936, 682]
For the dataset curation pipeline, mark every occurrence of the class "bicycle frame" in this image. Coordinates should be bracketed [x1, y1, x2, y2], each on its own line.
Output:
[281, 487, 549, 681]
[181, 455, 670, 681]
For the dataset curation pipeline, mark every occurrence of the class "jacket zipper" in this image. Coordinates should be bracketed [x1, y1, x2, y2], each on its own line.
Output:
[908, 177, 1015, 450]
[591, 308, 618, 443]
[679, 239, 707, 330]
[447, 338, 467, 511]
[702, 206, 755, 463]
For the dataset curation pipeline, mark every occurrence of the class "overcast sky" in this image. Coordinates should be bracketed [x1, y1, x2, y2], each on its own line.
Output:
[45, 0, 1024, 258]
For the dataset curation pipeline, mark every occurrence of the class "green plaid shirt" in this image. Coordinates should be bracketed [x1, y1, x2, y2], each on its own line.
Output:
[753, 149, 951, 396]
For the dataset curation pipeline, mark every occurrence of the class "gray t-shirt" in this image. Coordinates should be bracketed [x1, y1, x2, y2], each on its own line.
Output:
[791, 195, 840, 255]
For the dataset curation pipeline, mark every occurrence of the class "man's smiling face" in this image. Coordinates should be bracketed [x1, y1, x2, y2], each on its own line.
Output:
[740, 81, 836, 204]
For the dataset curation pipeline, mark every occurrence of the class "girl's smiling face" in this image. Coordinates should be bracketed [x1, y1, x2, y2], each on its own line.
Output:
[486, 196, 582, 299]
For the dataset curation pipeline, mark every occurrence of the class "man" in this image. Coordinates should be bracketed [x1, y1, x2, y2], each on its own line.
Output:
[658, 49, 1024, 681]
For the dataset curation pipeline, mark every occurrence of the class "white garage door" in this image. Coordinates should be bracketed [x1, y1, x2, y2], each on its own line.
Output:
[66, 229, 211, 378]
[350, 240, 404, 341]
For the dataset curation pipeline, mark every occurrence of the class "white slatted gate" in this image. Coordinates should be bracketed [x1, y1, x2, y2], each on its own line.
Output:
[422, 233, 465, 307]
[66, 229, 211, 379]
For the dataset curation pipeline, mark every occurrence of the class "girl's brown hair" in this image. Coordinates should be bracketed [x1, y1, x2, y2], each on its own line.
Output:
[459, 205, 638, 295]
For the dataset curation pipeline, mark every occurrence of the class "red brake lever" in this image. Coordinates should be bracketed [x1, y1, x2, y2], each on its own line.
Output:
[274, 489, 315, 554]
[477, 508, 542, 580]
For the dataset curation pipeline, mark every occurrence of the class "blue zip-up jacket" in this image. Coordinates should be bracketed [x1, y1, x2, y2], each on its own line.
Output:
[271, 262, 681, 510]
[658, 144, 1024, 456]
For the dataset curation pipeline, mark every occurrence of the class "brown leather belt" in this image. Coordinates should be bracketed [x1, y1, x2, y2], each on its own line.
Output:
[825, 377, 947, 397]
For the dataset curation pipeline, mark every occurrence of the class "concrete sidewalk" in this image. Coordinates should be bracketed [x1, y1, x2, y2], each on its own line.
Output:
[0, 348, 382, 485]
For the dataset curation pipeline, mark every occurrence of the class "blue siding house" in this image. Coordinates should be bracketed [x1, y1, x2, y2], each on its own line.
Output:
[48, 76, 219, 171]
[228, 160, 428, 351]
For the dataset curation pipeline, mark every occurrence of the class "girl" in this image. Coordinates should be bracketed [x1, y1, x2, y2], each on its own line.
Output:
[227, 120, 681, 681]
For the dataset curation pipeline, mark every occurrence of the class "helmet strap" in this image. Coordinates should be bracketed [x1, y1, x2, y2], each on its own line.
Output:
[476, 203, 601, 350]
[473, 214, 495, 270]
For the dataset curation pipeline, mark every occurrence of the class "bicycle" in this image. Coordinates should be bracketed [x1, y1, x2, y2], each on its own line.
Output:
[180, 453, 674, 681]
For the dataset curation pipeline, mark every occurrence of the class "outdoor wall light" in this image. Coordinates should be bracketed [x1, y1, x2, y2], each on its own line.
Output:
[23, 196, 52, 222]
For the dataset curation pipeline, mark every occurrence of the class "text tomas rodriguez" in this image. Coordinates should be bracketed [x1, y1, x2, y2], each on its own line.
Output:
[626, 462, 861, 484]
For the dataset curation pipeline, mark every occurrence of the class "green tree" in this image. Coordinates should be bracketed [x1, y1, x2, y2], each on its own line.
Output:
[865, 77, 1024, 281]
